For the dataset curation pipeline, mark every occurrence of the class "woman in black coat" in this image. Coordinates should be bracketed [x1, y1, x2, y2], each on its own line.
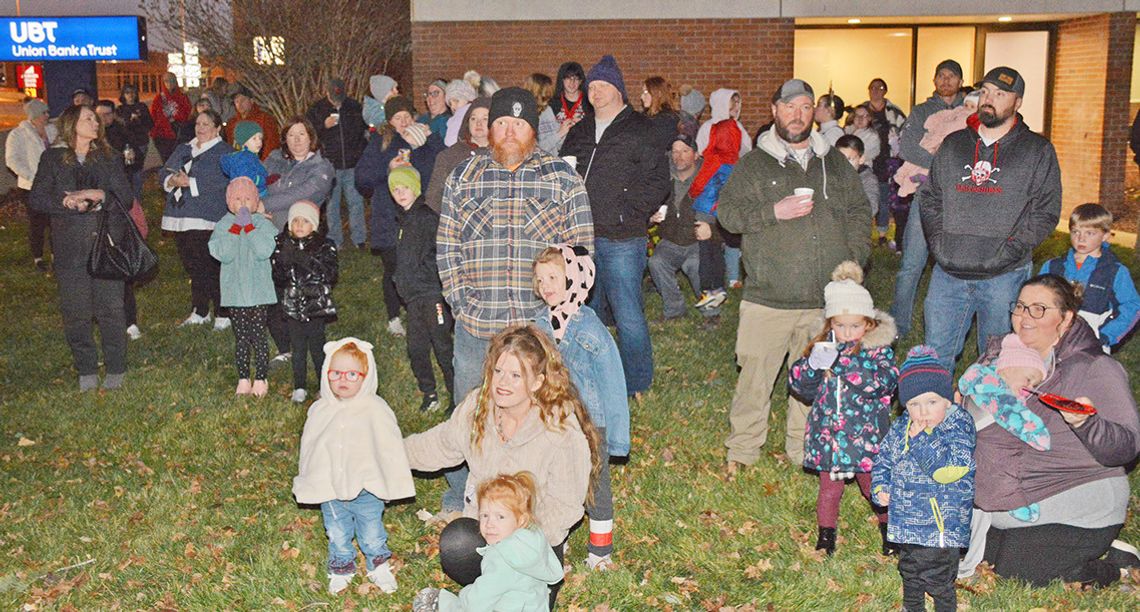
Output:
[29, 104, 134, 391]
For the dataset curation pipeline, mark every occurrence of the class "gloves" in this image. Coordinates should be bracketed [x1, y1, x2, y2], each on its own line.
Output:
[235, 206, 253, 227]
[807, 342, 839, 370]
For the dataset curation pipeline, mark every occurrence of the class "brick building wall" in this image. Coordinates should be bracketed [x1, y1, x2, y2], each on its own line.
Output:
[1052, 13, 1135, 224]
[411, 18, 795, 132]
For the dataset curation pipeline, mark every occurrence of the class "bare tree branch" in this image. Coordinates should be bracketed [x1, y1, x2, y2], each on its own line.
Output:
[142, 0, 411, 126]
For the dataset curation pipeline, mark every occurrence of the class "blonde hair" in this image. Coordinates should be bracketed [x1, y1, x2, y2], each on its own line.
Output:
[523, 73, 554, 114]
[331, 341, 369, 375]
[1069, 203, 1113, 233]
[470, 325, 603, 501]
[531, 246, 566, 297]
[477, 471, 538, 528]
[802, 316, 879, 358]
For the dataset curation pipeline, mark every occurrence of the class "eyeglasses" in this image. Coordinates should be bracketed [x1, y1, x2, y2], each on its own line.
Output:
[327, 370, 364, 382]
[425, 90, 443, 98]
[1009, 301, 1055, 319]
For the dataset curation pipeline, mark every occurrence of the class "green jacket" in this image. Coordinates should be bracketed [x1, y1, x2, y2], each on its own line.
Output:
[718, 127, 870, 309]
[209, 212, 278, 308]
[437, 527, 562, 611]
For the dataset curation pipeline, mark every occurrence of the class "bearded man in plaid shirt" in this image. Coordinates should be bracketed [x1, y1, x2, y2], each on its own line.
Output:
[432, 87, 594, 513]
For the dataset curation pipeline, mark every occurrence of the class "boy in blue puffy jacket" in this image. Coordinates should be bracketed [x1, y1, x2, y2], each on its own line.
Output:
[873, 346, 975, 612]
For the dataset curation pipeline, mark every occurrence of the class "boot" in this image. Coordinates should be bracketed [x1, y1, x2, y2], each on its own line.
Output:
[880, 523, 899, 556]
[815, 527, 836, 556]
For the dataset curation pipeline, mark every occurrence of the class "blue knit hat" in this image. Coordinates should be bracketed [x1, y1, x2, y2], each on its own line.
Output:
[586, 54, 628, 103]
[898, 345, 953, 405]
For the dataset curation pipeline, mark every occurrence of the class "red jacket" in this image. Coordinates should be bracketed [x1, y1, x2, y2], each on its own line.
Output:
[149, 84, 191, 140]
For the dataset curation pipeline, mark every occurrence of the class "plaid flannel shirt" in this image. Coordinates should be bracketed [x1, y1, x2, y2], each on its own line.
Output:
[437, 148, 594, 339]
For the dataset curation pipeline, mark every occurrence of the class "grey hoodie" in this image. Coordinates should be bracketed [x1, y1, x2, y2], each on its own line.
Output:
[697, 88, 752, 157]
[899, 92, 964, 169]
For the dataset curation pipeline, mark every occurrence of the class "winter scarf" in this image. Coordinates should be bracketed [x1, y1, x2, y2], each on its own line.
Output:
[548, 244, 595, 342]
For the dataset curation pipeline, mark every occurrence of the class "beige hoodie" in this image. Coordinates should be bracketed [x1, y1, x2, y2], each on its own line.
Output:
[404, 392, 591, 546]
[292, 337, 415, 504]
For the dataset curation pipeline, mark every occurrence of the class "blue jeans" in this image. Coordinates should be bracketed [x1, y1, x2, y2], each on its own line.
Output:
[589, 236, 654, 394]
[923, 262, 1032, 371]
[890, 200, 928, 339]
[724, 245, 742, 285]
[320, 491, 390, 574]
[440, 324, 491, 512]
[327, 168, 367, 247]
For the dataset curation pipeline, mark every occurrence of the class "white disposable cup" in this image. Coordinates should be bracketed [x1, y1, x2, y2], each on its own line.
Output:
[656, 204, 668, 218]
[562, 155, 577, 167]
[815, 341, 837, 351]
[330, 113, 340, 125]
[794, 187, 814, 198]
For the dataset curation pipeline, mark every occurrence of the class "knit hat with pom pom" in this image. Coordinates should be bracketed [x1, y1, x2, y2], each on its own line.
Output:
[824, 261, 874, 319]
[898, 345, 953, 405]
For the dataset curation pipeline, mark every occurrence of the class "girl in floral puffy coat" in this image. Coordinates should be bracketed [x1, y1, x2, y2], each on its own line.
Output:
[789, 261, 898, 556]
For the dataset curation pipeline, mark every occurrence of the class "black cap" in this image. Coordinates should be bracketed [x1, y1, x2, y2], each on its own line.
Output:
[488, 87, 539, 133]
[981, 66, 1025, 97]
[935, 59, 963, 80]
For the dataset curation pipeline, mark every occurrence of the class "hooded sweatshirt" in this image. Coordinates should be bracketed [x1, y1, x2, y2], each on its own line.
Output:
[363, 75, 397, 128]
[696, 89, 752, 157]
[293, 337, 416, 504]
[919, 115, 1061, 280]
[716, 127, 870, 309]
[436, 526, 563, 611]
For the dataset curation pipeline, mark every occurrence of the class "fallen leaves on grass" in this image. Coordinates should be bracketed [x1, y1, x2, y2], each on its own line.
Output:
[279, 541, 300, 560]
[743, 559, 773, 579]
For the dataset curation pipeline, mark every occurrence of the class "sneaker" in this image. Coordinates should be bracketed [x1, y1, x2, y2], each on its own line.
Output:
[419, 393, 441, 413]
[79, 374, 99, 392]
[387, 317, 406, 337]
[586, 553, 614, 571]
[367, 562, 398, 593]
[34, 257, 49, 273]
[327, 573, 353, 595]
[102, 373, 124, 390]
[271, 352, 292, 365]
[697, 289, 727, 310]
[1106, 540, 1140, 571]
[888, 239, 897, 251]
[126, 324, 142, 340]
[251, 379, 268, 398]
[179, 312, 209, 327]
[212, 316, 231, 331]
[291, 388, 308, 403]
[235, 379, 253, 395]
[815, 526, 837, 556]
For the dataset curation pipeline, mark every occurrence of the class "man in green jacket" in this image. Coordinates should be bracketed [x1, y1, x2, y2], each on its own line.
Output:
[718, 79, 871, 472]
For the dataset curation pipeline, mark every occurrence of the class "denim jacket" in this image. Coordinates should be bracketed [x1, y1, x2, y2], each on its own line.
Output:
[534, 306, 631, 457]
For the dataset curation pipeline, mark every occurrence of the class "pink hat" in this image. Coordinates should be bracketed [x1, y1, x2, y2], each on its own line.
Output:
[995, 334, 1046, 378]
[225, 176, 259, 208]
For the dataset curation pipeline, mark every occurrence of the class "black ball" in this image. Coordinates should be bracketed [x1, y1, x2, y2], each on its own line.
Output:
[439, 517, 487, 586]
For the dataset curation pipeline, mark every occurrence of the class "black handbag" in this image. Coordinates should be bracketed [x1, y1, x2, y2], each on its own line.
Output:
[88, 196, 158, 281]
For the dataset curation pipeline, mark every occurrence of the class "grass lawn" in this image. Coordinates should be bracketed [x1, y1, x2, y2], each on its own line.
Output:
[1, 183, 1139, 610]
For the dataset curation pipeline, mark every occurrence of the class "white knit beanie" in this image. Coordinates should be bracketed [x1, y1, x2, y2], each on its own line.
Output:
[824, 261, 874, 318]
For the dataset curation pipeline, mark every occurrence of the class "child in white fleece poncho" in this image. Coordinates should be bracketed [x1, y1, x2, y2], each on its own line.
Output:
[293, 337, 415, 596]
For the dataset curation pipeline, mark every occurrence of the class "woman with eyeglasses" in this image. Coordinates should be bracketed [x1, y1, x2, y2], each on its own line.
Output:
[958, 273, 1140, 587]
[417, 79, 452, 140]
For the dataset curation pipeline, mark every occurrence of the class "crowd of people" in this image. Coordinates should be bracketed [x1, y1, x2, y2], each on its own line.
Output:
[6, 52, 1140, 609]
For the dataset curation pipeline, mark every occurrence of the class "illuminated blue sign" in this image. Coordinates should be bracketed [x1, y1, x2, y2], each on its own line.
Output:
[0, 16, 146, 62]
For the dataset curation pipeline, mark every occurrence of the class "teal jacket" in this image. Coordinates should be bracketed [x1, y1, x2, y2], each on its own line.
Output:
[438, 527, 562, 611]
[209, 212, 278, 307]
